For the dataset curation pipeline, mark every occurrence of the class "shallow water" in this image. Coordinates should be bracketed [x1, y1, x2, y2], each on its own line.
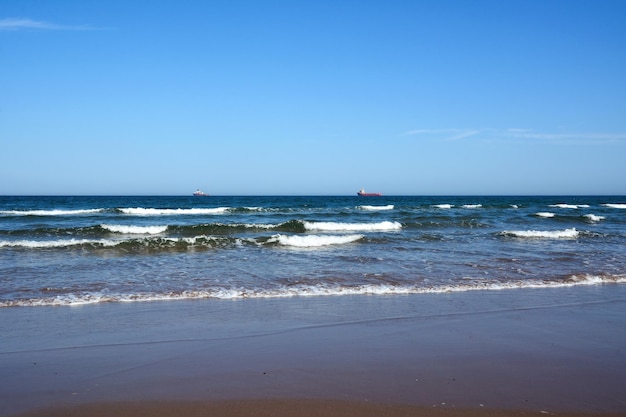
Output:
[1, 195, 625, 307]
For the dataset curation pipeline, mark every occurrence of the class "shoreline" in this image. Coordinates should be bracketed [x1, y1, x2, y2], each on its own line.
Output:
[13, 399, 626, 417]
[2, 286, 626, 416]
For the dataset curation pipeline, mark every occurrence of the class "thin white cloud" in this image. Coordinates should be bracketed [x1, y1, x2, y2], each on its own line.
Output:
[447, 130, 482, 141]
[0, 18, 102, 31]
[403, 128, 626, 144]
[505, 131, 626, 141]
[402, 128, 482, 141]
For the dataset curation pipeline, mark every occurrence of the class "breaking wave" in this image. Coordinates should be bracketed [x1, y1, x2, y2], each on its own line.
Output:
[358, 205, 394, 211]
[583, 214, 605, 222]
[500, 228, 579, 239]
[549, 204, 589, 209]
[101, 224, 169, 234]
[268, 234, 364, 247]
[0, 238, 120, 249]
[3, 274, 624, 308]
[303, 221, 402, 232]
[118, 207, 230, 216]
[0, 208, 104, 216]
[535, 212, 556, 218]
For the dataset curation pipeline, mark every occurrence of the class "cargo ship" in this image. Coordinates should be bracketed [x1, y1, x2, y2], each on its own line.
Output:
[357, 188, 382, 197]
[193, 189, 209, 196]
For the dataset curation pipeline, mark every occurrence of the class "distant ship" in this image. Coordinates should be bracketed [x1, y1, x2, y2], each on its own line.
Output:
[357, 188, 382, 197]
[193, 189, 209, 196]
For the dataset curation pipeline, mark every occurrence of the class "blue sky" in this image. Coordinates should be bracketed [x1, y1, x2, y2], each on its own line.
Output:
[1, 0, 625, 195]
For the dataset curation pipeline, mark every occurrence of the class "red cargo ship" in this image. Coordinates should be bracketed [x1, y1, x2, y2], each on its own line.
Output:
[357, 188, 382, 197]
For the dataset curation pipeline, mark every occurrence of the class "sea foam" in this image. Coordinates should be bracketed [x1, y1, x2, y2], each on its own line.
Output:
[101, 224, 169, 234]
[303, 221, 402, 232]
[119, 207, 229, 216]
[3, 274, 624, 307]
[583, 214, 605, 222]
[500, 228, 579, 239]
[270, 234, 363, 247]
[0, 238, 119, 248]
[358, 205, 394, 211]
[535, 212, 556, 218]
[549, 204, 589, 209]
[0, 208, 103, 216]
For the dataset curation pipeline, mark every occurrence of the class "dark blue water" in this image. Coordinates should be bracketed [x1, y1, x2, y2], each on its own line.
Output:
[1, 195, 625, 307]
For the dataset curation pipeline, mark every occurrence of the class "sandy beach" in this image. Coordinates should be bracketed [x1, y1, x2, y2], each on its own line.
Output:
[2, 286, 626, 417]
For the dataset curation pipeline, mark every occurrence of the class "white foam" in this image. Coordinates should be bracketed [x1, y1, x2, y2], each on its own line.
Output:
[462, 204, 482, 209]
[245, 223, 281, 229]
[119, 207, 229, 216]
[549, 204, 580, 209]
[535, 212, 556, 218]
[433, 204, 453, 209]
[4, 274, 625, 307]
[0, 236, 207, 249]
[501, 228, 579, 239]
[0, 238, 120, 248]
[303, 221, 402, 232]
[0, 208, 103, 216]
[101, 224, 168, 234]
[603, 203, 626, 209]
[270, 234, 363, 247]
[583, 214, 605, 222]
[358, 205, 394, 211]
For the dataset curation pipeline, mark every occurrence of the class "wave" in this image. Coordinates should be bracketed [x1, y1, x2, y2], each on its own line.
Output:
[432, 204, 453, 209]
[357, 205, 394, 211]
[535, 212, 556, 218]
[303, 221, 402, 232]
[171, 220, 307, 235]
[0, 208, 104, 216]
[603, 203, 626, 209]
[0, 220, 309, 241]
[268, 234, 364, 247]
[534, 212, 607, 223]
[583, 214, 605, 222]
[3, 274, 624, 308]
[0, 229, 365, 251]
[500, 228, 579, 239]
[549, 204, 589, 209]
[101, 224, 169, 234]
[118, 207, 230, 216]
[8, 225, 586, 250]
[461, 204, 482, 209]
[0, 238, 120, 248]
[0, 236, 228, 250]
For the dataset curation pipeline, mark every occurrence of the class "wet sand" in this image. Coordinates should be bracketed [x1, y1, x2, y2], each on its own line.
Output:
[2, 286, 626, 416]
[12, 399, 626, 417]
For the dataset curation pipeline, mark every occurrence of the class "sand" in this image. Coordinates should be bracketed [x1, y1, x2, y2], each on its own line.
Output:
[12, 399, 625, 417]
[2, 286, 626, 416]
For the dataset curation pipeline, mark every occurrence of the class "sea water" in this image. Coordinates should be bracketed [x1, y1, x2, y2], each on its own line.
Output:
[1, 195, 625, 307]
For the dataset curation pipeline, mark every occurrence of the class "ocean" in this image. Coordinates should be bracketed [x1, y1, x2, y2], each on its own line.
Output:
[1, 195, 625, 308]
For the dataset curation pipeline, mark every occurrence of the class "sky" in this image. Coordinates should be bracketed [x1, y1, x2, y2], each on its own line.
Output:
[1, 0, 625, 196]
